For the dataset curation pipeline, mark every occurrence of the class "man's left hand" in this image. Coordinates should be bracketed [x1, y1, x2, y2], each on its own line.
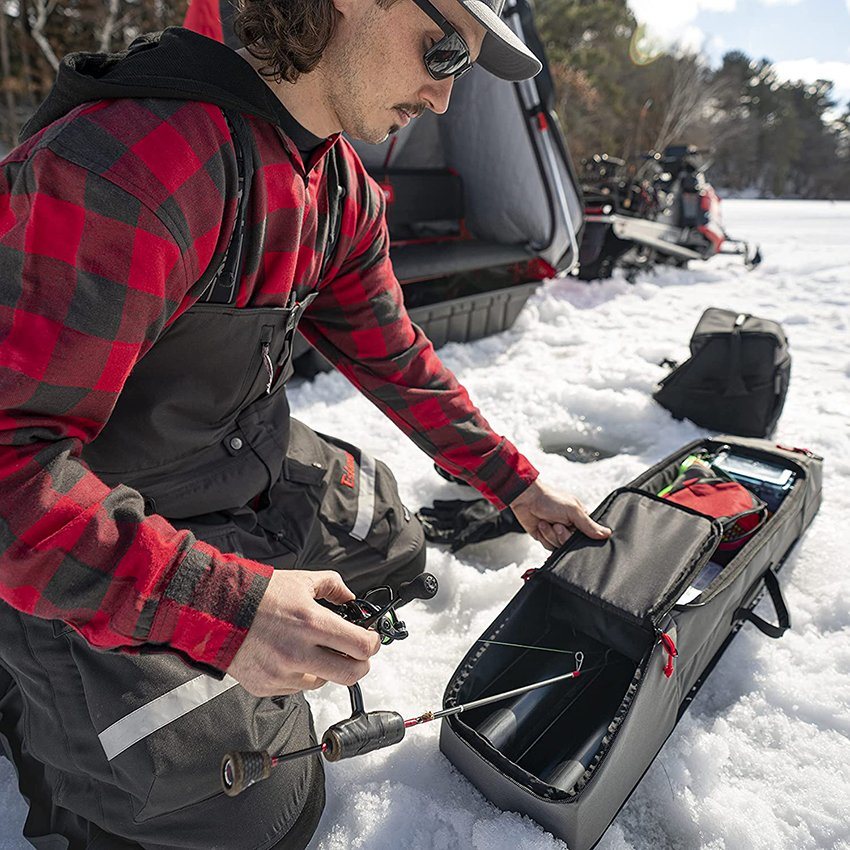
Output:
[510, 479, 612, 550]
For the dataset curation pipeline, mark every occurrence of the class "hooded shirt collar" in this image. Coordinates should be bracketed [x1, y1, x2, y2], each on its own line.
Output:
[22, 27, 339, 174]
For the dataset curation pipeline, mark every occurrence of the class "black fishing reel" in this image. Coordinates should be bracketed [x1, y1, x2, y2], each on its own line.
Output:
[321, 572, 438, 644]
[221, 572, 439, 797]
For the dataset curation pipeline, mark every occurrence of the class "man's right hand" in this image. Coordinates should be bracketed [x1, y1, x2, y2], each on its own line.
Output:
[227, 570, 380, 698]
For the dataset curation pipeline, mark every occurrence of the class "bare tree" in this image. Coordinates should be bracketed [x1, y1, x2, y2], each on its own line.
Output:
[1, 5, 18, 145]
[648, 54, 722, 154]
[29, 0, 58, 71]
[98, 0, 122, 53]
[16, 0, 36, 109]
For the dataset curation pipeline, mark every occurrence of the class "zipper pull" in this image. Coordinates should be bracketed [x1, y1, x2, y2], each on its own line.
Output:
[521, 568, 539, 583]
[776, 443, 818, 459]
[260, 327, 274, 394]
[657, 630, 678, 679]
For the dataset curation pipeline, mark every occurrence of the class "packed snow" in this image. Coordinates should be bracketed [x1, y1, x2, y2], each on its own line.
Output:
[1, 200, 849, 849]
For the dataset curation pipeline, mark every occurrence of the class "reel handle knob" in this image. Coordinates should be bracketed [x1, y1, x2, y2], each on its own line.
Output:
[221, 750, 272, 797]
[396, 573, 439, 607]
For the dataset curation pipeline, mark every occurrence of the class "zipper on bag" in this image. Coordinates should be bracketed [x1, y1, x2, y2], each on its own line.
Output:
[655, 628, 678, 679]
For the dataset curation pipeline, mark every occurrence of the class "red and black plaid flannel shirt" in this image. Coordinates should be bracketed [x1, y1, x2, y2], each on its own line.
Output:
[0, 97, 538, 671]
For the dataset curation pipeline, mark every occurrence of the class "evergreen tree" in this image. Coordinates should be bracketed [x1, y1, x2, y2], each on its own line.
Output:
[2, 0, 849, 196]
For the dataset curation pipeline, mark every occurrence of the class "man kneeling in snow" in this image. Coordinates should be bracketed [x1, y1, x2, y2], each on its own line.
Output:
[0, 0, 610, 846]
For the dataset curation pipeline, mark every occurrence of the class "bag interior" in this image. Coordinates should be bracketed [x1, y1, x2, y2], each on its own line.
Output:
[453, 585, 640, 797]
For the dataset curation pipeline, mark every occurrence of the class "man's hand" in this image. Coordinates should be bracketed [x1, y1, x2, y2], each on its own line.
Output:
[510, 479, 612, 550]
[227, 570, 381, 698]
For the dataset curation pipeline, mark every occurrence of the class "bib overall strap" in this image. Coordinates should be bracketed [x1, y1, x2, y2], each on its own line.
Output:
[199, 109, 255, 306]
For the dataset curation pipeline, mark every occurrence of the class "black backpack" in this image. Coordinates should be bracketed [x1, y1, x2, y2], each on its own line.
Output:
[653, 308, 791, 438]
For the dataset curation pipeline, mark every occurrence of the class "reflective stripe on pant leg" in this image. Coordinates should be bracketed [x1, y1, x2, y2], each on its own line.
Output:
[98, 674, 240, 760]
[1, 611, 319, 845]
[349, 450, 376, 542]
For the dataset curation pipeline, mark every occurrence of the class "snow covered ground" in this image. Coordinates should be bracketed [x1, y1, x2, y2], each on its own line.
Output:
[2, 199, 849, 849]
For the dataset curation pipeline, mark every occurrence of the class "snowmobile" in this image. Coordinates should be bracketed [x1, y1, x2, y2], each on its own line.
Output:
[578, 145, 762, 281]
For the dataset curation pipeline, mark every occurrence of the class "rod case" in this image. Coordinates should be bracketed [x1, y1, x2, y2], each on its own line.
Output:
[653, 308, 791, 437]
[439, 436, 822, 850]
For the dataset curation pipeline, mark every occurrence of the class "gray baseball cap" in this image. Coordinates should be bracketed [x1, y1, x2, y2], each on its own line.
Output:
[456, 0, 542, 81]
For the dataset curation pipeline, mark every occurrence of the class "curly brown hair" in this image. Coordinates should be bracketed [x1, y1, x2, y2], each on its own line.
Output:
[234, 0, 397, 84]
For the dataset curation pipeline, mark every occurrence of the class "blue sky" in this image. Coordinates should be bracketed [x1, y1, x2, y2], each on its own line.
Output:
[628, 0, 850, 107]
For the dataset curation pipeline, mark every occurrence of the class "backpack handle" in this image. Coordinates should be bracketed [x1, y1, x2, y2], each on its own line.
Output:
[724, 312, 750, 396]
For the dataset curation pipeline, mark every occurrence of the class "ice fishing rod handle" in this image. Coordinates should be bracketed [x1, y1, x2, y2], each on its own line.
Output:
[218, 577, 438, 794]
[322, 710, 406, 762]
[221, 750, 272, 797]
[348, 682, 365, 714]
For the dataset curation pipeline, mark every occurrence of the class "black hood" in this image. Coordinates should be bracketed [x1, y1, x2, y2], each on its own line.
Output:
[21, 28, 305, 143]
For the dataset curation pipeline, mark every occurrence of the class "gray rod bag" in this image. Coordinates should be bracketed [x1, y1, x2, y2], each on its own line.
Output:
[440, 436, 822, 850]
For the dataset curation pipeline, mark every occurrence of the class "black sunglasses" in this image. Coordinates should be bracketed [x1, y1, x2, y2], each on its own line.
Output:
[410, 0, 474, 80]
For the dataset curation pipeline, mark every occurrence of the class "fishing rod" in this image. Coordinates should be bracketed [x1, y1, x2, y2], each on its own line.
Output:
[403, 652, 585, 727]
[221, 571, 588, 797]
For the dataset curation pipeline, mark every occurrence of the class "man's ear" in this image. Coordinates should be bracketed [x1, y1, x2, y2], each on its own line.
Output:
[331, 0, 356, 18]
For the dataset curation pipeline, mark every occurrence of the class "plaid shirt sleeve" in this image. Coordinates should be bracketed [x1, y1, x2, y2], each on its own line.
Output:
[0, 110, 271, 672]
[299, 149, 539, 510]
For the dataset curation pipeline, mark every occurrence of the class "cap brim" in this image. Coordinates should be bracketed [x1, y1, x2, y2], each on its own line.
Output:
[457, 0, 542, 81]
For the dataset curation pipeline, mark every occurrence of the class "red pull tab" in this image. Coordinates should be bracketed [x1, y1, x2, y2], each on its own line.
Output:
[660, 632, 678, 678]
[521, 568, 539, 582]
[776, 443, 815, 458]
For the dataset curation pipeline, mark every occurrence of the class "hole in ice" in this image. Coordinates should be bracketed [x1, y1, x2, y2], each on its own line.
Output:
[539, 428, 622, 463]
[542, 443, 618, 463]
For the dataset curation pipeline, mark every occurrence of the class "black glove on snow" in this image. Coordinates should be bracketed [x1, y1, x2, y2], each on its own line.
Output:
[416, 498, 525, 552]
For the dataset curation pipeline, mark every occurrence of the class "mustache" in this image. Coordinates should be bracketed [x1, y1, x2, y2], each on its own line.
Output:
[394, 104, 426, 119]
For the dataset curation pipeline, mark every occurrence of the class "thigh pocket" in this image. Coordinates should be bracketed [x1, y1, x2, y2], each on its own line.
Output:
[320, 445, 406, 559]
[172, 518, 246, 558]
[179, 517, 297, 570]
[81, 651, 312, 822]
[199, 528, 245, 559]
[132, 685, 311, 823]
[278, 421, 407, 559]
